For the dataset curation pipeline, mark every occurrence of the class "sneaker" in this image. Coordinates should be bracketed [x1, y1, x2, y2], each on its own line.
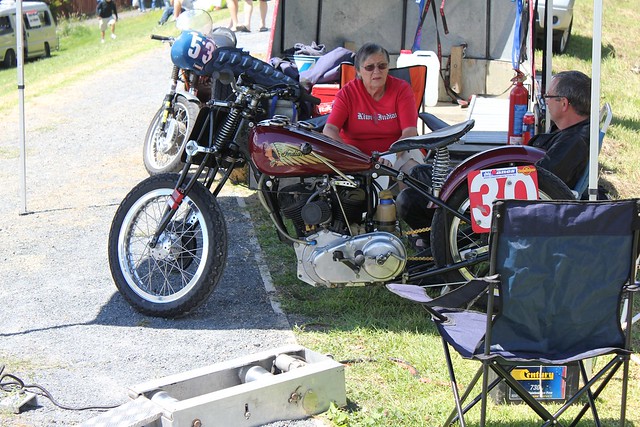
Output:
[111, 33, 117, 39]
[101, 39, 105, 43]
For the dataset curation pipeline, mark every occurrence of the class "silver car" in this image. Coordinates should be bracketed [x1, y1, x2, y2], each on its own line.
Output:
[536, 0, 576, 54]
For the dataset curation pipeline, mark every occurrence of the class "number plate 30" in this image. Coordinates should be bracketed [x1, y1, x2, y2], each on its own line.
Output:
[467, 165, 539, 233]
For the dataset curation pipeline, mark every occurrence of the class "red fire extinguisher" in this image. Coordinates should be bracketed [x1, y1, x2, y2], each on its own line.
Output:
[508, 72, 529, 145]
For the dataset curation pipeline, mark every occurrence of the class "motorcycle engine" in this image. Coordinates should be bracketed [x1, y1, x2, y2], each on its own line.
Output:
[276, 178, 406, 287]
[294, 229, 406, 287]
[277, 180, 367, 237]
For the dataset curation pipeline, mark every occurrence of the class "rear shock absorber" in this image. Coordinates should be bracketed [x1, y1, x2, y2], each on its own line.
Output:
[214, 106, 242, 152]
[431, 146, 451, 197]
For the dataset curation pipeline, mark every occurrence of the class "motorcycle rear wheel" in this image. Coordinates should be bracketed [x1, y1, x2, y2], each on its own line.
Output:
[108, 174, 227, 317]
[143, 96, 200, 175]
[431, 167, 575, 285]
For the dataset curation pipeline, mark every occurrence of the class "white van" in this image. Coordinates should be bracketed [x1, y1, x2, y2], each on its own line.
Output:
[0, 0, 59, 67]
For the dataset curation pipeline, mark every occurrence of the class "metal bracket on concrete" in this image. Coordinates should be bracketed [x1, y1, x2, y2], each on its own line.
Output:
[80, 345, 346, 427]
[0, 390, 37, 414]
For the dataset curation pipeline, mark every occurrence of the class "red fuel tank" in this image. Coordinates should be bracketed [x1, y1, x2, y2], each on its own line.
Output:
[249, 123, 372, 177]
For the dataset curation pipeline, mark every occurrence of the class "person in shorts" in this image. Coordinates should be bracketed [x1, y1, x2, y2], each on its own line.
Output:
[97, 0, 118, 43]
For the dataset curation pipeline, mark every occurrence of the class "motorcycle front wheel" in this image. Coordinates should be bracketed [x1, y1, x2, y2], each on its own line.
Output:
[430, 167, 575, 285]
[143, 96, 200, 175]
[108, 174, 227, 317]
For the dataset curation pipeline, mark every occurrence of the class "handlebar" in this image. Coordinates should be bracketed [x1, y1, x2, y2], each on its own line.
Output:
[151, 34, 174, 42]
[260, 85, 321, 106]
[298, 89, 321, 106]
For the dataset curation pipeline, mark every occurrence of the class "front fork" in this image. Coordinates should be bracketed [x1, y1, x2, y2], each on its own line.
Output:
[158, 65, 184, 132]
[149, 104, 244, 248]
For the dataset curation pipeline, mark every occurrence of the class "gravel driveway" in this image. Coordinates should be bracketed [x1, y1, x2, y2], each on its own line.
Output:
[0, 23, 327, 427]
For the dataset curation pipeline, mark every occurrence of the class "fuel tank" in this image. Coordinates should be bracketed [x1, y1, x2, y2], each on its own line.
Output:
[249, 122, 372, 177]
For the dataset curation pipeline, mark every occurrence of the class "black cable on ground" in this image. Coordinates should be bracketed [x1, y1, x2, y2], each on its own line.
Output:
[0, 365, 121, 412]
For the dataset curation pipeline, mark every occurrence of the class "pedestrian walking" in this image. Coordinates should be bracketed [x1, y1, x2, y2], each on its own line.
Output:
[97, 0, 118, 43]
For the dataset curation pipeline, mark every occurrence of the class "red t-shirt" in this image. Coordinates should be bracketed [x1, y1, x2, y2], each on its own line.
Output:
[326, 75, 418, 155]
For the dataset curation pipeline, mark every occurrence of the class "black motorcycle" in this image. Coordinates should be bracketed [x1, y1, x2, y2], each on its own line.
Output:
[143, 13, 237, 175]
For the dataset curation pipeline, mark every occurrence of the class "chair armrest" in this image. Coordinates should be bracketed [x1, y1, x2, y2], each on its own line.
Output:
[387, 275, 499, 310]
[426, 275, 499, 310]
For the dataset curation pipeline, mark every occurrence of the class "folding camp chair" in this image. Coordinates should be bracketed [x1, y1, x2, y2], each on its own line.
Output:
[388, 198, 640, 426]
[340, 63, 428, 114]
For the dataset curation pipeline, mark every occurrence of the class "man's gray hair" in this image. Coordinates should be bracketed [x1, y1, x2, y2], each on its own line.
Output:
[553, 70, 591, 116]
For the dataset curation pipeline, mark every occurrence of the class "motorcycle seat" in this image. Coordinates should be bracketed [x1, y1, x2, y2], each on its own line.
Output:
[418, 112, 451, 131]
[386, 119, 475, 154]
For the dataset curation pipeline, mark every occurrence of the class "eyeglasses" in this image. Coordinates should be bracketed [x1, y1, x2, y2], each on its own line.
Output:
[362, 63, 389, 72]
[543, 94, 565, 100]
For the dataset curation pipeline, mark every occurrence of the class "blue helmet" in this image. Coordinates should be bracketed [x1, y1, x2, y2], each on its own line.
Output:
[170, 31, 217, 76]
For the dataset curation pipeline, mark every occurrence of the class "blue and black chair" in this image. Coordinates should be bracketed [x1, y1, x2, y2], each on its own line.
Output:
[388, 198, 640, 426]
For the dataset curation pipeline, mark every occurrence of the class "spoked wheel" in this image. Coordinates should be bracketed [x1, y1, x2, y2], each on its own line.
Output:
[431, 167, 575, 285]
[143, 96, 200, 175]
[108, 174, 227, 317]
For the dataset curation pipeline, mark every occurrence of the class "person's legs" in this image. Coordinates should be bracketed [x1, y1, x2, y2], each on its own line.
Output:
[228, 0, 239, 30]
[259, 0, 268, 30]
[159, 6, 173, 24]
[99, 18, 107, 42]
[139, 0, 146, 12]
[109, 18, 116, 38]
[241, 0, 253, 30]
[396, 164, 434, 248]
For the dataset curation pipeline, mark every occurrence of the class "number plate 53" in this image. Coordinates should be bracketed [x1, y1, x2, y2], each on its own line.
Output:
[467, 165, 539, 233]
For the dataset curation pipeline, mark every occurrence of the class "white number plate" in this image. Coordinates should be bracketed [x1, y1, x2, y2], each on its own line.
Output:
[467, 165, 539, 233]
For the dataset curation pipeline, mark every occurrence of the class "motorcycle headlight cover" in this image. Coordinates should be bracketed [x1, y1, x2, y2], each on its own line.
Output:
[170, 31, 217, 76]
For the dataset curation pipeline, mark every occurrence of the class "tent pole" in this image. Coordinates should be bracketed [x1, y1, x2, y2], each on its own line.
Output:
[544, 0, 553, 132]
[17, 0, 27, 214]
[588, 0, 603, 201]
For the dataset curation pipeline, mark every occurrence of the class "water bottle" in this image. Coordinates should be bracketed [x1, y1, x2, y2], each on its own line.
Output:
[373, 190, 397, 232]
[521, 112, 536, 145]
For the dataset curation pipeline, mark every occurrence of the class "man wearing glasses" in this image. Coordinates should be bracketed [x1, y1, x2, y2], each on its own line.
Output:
[532, 70, 591, 191]
[395, 70, 592, 251]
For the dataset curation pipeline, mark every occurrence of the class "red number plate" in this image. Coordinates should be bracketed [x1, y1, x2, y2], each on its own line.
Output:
[468, 165, 539, 233]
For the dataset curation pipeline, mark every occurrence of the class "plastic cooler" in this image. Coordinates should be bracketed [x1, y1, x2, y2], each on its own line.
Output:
[292, 55, 319, 72]
[396, 50, 440, 107]
[311, 83, 339, 116]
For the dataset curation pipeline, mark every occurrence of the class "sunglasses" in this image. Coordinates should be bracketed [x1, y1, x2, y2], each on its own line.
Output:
[543, 94, 565, 100]
[362, 63, 389, 72]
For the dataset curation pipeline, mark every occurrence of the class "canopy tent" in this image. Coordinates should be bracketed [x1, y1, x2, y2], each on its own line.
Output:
[15, 0, 604, 207]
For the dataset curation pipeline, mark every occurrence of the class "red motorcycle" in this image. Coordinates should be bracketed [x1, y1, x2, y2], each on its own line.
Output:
[108, 30, 574, 317]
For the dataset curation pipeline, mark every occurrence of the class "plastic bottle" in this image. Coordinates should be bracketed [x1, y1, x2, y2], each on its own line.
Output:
[396, 50, 440, 107]
[521, 112, 535, 145]
[373, 190, 397, 232]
